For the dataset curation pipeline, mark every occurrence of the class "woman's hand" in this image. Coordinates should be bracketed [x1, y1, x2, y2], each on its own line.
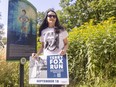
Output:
[31, 53, 38, 58]
[59, 49, 66, 55]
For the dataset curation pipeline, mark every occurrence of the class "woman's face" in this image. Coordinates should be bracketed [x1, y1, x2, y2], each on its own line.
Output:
[47, 11, 56, 26]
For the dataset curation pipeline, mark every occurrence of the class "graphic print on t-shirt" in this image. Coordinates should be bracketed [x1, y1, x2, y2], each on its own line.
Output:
[44, 31, 59, 51]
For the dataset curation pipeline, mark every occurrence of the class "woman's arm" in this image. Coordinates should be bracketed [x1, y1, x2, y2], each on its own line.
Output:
[32, 42, 44, 58]
[37, 42, 44, 55]
[60, 37, 68, 55]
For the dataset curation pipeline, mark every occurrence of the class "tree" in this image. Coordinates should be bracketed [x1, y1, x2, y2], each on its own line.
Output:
[0, 23, 5, 48]
[59, 0, 116, 30]
[37, 11, 45, 25]
[0, 23, 4, 35]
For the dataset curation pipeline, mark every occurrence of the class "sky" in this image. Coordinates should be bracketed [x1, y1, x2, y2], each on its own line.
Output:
[28, 0, 61, 12]
[0, 0, 61, 25]
[0, 0, 61, 37]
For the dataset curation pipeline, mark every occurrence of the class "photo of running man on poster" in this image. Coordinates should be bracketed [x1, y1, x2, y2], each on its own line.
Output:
[15, 9, 29, 44]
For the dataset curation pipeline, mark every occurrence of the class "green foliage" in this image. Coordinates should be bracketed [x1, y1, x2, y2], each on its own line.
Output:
[59, 0, 116, 30]
[68, 17, 116, 86]
[0, 23, 5, 35]
[37, 11, 45, 25]
[0, 61, 19, 87]
[0, 60, 35, 87]
[37, 37, 41, 51]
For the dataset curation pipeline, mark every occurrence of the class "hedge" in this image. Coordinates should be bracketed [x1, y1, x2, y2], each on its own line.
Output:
[68, 17, 116, 86]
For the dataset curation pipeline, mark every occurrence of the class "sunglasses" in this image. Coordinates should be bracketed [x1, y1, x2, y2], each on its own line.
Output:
[47, 15, 56, 18]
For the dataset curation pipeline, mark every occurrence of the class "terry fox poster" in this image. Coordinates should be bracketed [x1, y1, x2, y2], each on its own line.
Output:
[29, 55, 69, 85]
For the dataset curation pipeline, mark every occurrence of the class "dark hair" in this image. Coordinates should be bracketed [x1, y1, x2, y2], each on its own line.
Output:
[38, 9, 64, 36]
[22, 9, 26, 14]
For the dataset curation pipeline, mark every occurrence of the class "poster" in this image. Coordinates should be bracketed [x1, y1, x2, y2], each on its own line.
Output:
[7, 0, 37, 60]
[29, 55, 69, 85]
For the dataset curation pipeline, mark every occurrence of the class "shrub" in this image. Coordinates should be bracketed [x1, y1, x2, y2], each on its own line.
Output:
[68, 17, 116, 86]
[0, 59, 36, 87]
[0, 60, 19, 87]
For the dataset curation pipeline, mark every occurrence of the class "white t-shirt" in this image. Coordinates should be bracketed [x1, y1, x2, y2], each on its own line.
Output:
[40, 27, 68, 55]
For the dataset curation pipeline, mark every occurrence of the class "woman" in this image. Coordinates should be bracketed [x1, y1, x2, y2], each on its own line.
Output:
[32, 9, 68, 87]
